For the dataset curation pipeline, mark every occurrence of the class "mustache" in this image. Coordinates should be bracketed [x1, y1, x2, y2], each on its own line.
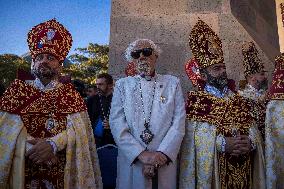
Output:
[206, 72, 228, 90]
[38, 63, 52, 70]
[32, 64, 58, 79]
[258, 79, 268, 90]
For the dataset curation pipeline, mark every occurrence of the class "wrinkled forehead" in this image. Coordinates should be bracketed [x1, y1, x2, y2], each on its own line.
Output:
[133, 40, 152, 50]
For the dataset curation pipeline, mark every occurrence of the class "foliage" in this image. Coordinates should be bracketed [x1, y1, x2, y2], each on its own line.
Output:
[0, 43, 109, 88]
[0, 54, 30, 87]
[65, 43, 109, 84]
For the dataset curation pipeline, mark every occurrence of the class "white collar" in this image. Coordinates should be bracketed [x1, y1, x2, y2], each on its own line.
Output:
[246, 84, 264, 95]
[135, 72, 159, 81]
[33, 78, 60, 91]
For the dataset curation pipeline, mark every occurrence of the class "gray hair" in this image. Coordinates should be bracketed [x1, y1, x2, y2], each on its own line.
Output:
[124, 39, 162, 62]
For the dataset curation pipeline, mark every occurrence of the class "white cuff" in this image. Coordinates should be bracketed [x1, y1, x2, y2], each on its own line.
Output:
[248, 135, 257, 151]
[46, 139, 57, 154]
[216, 134, 226, 153]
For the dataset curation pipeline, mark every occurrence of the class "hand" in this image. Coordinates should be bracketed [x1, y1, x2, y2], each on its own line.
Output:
[151, 152, 168, 168]
[138, 151, 154, 165]
[142, 164, 156, 179]
[103, 119, 110, 129]
[231, 135, 251, 156]
[26, 139, 55, 164]
[225, 136, 251, 156]
[138, 151, 168, 167]
[225, 137, 239, 154]
[44, 155, 59, 167]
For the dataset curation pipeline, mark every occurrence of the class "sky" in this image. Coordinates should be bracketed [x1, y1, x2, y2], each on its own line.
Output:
[0, 0, 111, 56]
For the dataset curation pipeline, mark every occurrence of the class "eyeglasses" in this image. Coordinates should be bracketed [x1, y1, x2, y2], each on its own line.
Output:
[130, 48, 153, 59]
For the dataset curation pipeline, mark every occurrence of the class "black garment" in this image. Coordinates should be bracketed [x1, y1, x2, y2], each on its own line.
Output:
[87, 94, 115, 147]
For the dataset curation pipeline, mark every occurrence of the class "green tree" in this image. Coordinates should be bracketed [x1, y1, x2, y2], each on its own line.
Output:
[65, 43, 109, 84]
[0, 54, 30, 87]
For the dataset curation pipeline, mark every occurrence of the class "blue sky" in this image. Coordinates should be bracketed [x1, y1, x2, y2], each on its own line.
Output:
[0, 0, 111, 56]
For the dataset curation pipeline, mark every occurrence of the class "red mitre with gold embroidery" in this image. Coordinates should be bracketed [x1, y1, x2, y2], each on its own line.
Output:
[125, 62, 137, 76]
[269, 53, 284, 100]
[27, 19, 72, 62]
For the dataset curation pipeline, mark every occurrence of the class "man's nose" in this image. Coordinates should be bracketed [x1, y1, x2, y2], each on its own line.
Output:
[138, 52, 146, 60]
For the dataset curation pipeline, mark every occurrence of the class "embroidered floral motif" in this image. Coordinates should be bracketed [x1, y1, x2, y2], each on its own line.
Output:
[186, 91, 255, 134]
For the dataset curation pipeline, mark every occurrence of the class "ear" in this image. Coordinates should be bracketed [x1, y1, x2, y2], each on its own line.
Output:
[58, 64, 63, 73]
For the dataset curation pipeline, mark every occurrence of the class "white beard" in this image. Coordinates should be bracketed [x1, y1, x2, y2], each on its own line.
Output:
[136, 59, 151, 76]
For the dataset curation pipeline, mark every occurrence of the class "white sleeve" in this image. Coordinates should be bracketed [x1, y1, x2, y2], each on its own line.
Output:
[109, 82, 145, 164]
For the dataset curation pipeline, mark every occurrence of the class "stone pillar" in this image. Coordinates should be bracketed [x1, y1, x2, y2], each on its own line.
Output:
[109, 0, 279, 92]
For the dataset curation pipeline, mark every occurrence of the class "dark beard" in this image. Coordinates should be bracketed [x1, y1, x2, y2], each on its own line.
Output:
[206, 72, 228, 91]
[32, 65, 58, 80]
[257, 79, 268, 90]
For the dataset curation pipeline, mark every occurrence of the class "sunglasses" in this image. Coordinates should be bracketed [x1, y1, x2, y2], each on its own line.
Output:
[130, 48, 153, 59]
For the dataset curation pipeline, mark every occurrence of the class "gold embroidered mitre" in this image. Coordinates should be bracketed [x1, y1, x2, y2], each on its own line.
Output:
[242, 41, 264, 77]
[189, 20, 224, 69]
[27, 19, 72, 62]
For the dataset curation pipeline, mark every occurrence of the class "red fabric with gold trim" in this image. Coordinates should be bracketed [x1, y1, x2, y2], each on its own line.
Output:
[0, 79, 41, 114]
[27, 19, 72, 62]
[0, 79, 86, 188]
[269, 53, 284, 100]
[185, 58, 202, 88]
[0, 79, 85, 115]
[186, 91, 255, 134]
[0, 79, 86, 137]
[125, 62, 137, 76]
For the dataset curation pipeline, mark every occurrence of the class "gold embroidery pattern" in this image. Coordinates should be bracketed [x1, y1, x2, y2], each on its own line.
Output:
[242, 41, 264, 77]
[27, 19, 72, 62]
[1, 79, 86, 138]
[0, 79, 40, 113]
[186, 91, 255, 133]
[189, 20, 224, 69]
[219, 153, 253, 189]
[270, 53, 284, 100]
[25, 150, 66, 189]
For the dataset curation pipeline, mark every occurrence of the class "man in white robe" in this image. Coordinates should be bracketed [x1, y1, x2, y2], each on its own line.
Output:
[110, 39, 185, 189]
[265, 53, 284, 189]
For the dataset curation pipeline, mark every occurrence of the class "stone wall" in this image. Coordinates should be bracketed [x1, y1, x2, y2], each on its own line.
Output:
[109, 0, 280, 93]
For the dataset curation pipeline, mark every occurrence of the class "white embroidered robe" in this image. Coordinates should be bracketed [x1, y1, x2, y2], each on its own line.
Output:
[110, 74, 186, 189]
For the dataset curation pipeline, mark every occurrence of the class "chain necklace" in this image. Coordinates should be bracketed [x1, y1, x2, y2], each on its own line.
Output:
[46, 91, 58, 131]
[99, 95, 111, 121]
[138, 78, 157, 145]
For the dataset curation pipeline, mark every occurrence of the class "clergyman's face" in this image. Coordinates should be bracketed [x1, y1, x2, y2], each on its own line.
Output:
[203, 63, 228, 90]
[253, 71, 268, 90]
[131, 41, 157, 76]
[32, 53, 62, 80]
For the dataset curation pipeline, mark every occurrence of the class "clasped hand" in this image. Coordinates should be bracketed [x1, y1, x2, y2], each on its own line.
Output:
[138, 151, 168, 178]
[26, 138, 58, 166]
[225, 135, 252, 156]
